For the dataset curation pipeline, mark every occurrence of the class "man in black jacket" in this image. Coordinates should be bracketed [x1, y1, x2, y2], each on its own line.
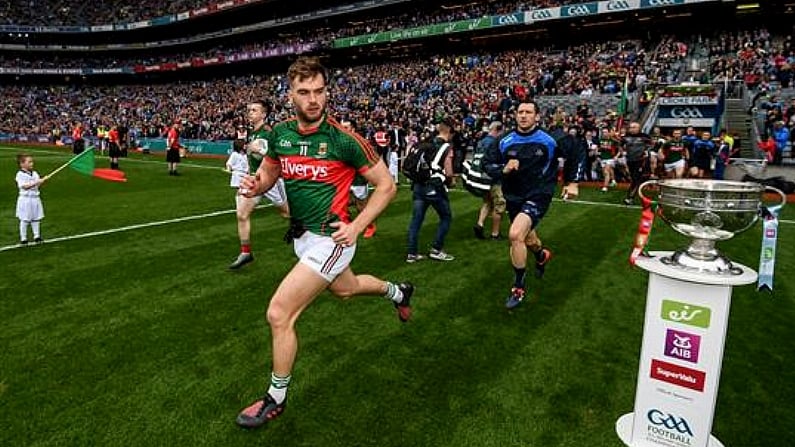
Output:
[621, 122, 652, 205]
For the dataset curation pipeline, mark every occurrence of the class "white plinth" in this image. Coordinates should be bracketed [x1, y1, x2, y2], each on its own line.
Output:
[617, 413, 725, 447]
[616, 251, 756, 447]
[635, 251, 758, 286]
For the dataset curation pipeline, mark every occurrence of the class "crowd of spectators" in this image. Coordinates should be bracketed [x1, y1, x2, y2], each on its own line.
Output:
[1, 37, 678, 146]
[705, 29, 795, 89]
[0, 35, 316, 70]
[1, 0, 582, 28]
[332, 0, 582, 38]
[696, 29, 795, 163]
[1, 0, 209, 27]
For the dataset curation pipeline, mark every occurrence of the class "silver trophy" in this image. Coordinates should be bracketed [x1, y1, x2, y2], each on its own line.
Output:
[639, 179, 786, 275]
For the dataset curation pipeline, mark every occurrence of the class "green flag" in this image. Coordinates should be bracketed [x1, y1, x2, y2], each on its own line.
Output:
[617, 74, 629, 116]
[69, 147, 95, 176]
[67, 146, 127, 182]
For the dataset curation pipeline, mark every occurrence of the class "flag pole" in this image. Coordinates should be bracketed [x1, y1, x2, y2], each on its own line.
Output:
[43, 146, 94, 180]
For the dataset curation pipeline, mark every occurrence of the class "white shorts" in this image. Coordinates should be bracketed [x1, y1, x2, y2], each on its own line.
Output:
[294, 231, 355, 282]
[600, 159, 616, 168]
[665, 159, 686, 172]
[16, 196, 44, 221]
[388, 152, 399, 179]
[264, 178, 288, 207]
[351, 185, 369, 201]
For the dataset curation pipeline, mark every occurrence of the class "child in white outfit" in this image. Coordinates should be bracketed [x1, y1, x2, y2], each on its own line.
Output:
[15, 153, 47, 245]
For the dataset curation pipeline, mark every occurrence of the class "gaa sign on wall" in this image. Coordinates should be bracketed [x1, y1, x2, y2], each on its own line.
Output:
[656, 97, 719, 129]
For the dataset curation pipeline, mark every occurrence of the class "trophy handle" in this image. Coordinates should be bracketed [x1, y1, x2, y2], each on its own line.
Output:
[638, 180, 659, 203]
[763, 186, 787, 210]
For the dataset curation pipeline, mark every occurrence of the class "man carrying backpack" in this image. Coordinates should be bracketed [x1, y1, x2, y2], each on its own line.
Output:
[405, 117, 456, 263]
[471, 121, 505, 240]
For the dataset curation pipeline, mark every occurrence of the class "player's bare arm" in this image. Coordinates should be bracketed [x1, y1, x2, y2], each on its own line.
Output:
[241, 160, 281, 198]
[331, 160, 395, 247]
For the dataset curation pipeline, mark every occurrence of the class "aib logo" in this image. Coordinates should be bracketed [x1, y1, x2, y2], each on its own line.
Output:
[661, 300, 711, 329]
[664, 329, 701, 363]
[647, 409, 694, 436]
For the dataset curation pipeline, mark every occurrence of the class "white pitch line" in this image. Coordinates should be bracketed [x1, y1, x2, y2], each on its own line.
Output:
[2, 193, 791, 253]
[0, 146, 224, 170]
[1, 152, 792, 252]
[0, 204, 272, 253]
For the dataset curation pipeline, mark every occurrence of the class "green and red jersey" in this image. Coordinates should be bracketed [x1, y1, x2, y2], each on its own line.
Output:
[265, 115, 381, 235]
[662, 139, 687, 163]
[598, 137, 618, 160]
[247, 124, 270, 173]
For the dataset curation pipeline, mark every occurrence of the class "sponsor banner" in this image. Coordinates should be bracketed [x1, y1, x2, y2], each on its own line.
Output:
[217, 0, 235, 9]
[126, 21, 150, 30]
[656, 118, 716, 128]
[90, 24, 114, 32]
[137, 138, 233, 155]
[176, 12, 191, 21]
[640, 0, 685, 8]
[598, 0, 640, 12]
[525, 7, 560, 23]
[643, 407, 696, 447]
[1, 67, 133, 76]
[664, 329, 701, 363]
[333, 17, 492, 48]
[629, 271, 735, 447]
[658, 104, 718, 119]
[150, 16, 175, 26]
[30, 68, 82, 75]
[191, 7, 210, 17]
[491, 12, 523, 27]
[650, 359, 706, 391]
[658, 96, 718, 105]
[561, 2, 599, 17]
[85, 68, 127, 74]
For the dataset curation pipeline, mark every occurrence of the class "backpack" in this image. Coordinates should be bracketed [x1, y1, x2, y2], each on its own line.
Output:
[402, 139, 436, 183]
[462, 136, 495, 198]
[462, 153, 491, 198]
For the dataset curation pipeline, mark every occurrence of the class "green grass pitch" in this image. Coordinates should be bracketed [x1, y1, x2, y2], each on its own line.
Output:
[1, 146, 793, 446]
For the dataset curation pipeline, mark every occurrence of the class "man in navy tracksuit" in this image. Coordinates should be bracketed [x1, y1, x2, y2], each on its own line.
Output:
[483, 100, 580, 309]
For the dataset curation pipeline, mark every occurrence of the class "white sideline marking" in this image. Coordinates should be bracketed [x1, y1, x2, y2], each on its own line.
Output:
[0, 146, 223, 170]
[0, 205, 272, 253]
[2, 194, 791, 253]
[1, 150, 792, 252]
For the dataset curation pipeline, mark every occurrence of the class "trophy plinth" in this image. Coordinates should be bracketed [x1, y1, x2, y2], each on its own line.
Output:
[639, 179, 786, 275]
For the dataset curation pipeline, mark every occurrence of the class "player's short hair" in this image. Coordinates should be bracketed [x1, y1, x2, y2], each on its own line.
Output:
[248, 99, 268, 111]
[516, 100, 540, 114]
[16, 153, 31, 165]
[287, 57, 328, 87]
